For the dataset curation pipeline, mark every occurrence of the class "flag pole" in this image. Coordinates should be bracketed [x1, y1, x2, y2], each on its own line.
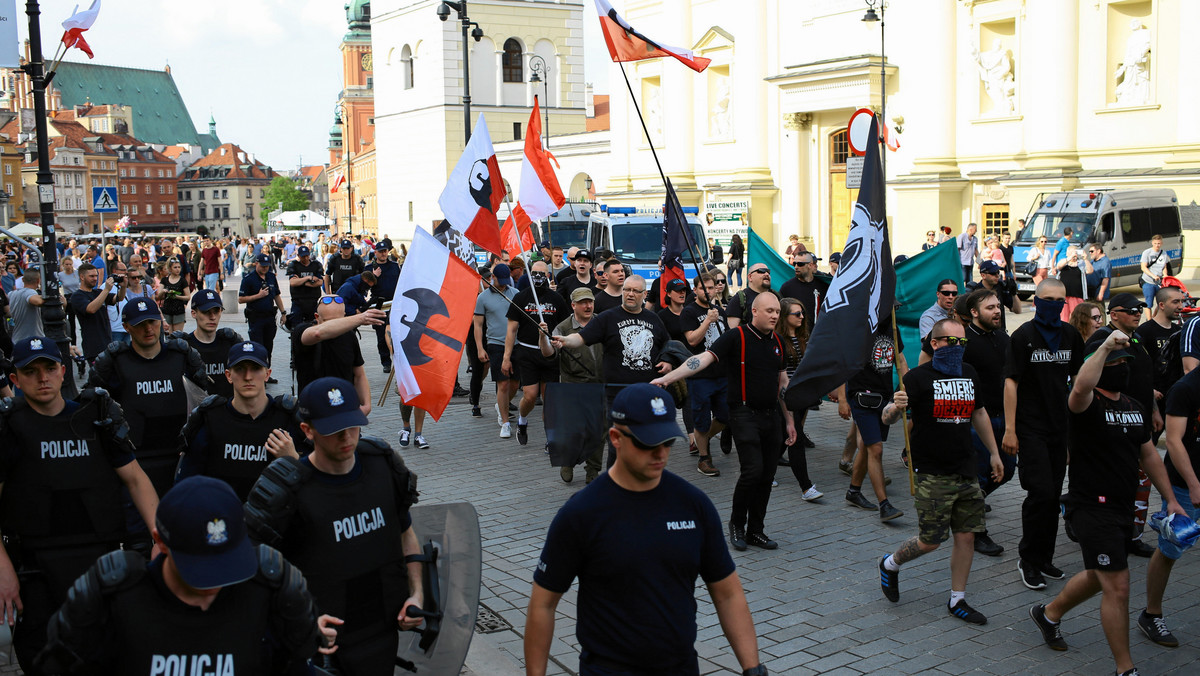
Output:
[891, 305, 915, 496]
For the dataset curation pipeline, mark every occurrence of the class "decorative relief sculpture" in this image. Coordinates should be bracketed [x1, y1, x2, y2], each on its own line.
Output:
[1115, 19, 1151, 106]
[972, 39, 1015, 115]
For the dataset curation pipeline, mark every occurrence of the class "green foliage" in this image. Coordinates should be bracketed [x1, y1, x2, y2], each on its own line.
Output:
[260, 177, 310, 229]
[195, 225, 210, 238]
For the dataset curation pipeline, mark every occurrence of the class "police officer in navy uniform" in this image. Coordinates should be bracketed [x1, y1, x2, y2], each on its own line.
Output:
[364, 242, 401, 373]
[286, 244, 325, 329]
[87, 298, 208, 499]
[177, 341, 306, 502]
[35, 476, 334, 675]
[238, 253, 287, 384]
[175, 288, 244, 399]
[0, 336, 160, 675]
[245, 377, 424, 675]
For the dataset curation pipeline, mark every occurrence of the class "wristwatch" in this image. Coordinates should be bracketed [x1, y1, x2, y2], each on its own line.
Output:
[743, 666, 767, 676]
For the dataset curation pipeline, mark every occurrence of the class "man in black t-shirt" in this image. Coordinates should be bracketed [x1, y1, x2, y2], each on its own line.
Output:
[286, 245, 325, 328]
[504, 261, 568, 446]
[68, 263, 123, 363]
[293, 296, 383, 403]
[1003, 278, 1085, 591]
[557, 248, 597, 298]
[679, 273, 729, 476]
[779, 251, 829, 335]
[726, 263, 775, 327]
[1029, 329, 1181, 674]
[592, 258, 625, 315]
[1135, 285, 1182, 401]
[655, 292, 796, 551]
[525, 384, 765, 676]
[877, 319, 1003, 625]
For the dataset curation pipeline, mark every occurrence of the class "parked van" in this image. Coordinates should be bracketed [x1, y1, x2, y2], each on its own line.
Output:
[587, 206, 711, 280]
[1011, 188, 1183, 295]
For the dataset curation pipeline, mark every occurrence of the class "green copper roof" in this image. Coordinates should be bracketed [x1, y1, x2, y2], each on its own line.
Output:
[51, 61, 206, 148]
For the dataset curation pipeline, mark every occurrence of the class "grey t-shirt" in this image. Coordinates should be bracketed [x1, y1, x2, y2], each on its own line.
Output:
[1140, 247, 1169, 285]
[8, 287, 43, 342]
[474, 286, 518, 346]
[58, 269, 80, 296]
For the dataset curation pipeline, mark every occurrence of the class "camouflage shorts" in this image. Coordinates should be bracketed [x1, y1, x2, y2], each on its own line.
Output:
[914, 473, 986, 545]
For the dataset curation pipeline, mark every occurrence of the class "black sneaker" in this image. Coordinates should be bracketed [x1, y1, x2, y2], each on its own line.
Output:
[879, 500, 903, 522]
[1019, 560, 1047, 590]
[802, 432, 815, 448]
[745, 532, 778, 550]
[1029, 603, 1067, 650]
[1129, 538, 1156, 558]
[838, 460, 853, 476]
[846, 490, 877, 511]
[472, 406, 482, 417]
[720, 430, 732, 455]
[382, 364, 392, 374]
[1137, 610, 1179, 647]
[729, 523, 747, 551]
[516, 424, 528, 445]
[879, 557, 899, 602]
[1040, 562, 1065, 580]
[452, 385, 469, 397]
[777, 453, 791, 467]
[974, 532, 1004, 557]
[948, 599, 987, 625]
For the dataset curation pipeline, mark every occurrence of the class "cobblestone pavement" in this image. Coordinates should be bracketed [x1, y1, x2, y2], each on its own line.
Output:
[4, 281, 1198, 675]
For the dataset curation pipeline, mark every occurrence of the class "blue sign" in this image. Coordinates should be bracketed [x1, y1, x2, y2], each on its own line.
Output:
[92, 186, 118, 213]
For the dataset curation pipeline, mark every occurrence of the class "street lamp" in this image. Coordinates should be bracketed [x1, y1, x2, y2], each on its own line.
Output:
[862, 0, 886, 179]
[358, 198, 366, 234]
[438, 1, 484, 143]
[528, 54, 550, 149]
[299, 212, 307, 229]
[333, 101, 354, 237]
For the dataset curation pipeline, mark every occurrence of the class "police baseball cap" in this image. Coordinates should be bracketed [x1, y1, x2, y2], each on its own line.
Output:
[611, 383, 683, 447]
[340, 239, 353, 248]
[227, 341, 270, 369]
[122, 298, 162, 325]
[492, 264, 513, 286]
[1083, 327, 1133, 365]
[156, 476, 257, 590]
[570, 287, 594, 302]
[254, 253, 272, 265]
[191, 288, 223, 312]
[1108, 292, 1146, 312]
[978, 260, 1001, 275]
[298, 376, 369, 435]
[666, 278, 688, 293]
[374, 242, 390, 252]
[297, 245, 311, 257]
[11, 336, 62, 368]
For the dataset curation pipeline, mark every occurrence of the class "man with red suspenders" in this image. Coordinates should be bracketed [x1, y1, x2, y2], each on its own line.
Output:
[655, 293, 797, 551]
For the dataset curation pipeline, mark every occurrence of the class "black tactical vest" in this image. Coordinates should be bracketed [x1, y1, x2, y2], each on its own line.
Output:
[183, 330, 241, 399]
[195, 399, 298, 502]
[113, 349, 190, 456]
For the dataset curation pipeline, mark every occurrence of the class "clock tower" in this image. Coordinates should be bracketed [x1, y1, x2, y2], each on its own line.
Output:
[328, 0, 376, 236]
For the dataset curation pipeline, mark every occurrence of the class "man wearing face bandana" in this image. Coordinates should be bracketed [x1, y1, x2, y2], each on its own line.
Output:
[1029, 328, 1183, 676]
[505, 261, 569, 445]
[878, 318, 1004, 625]
[1003, 278, 1085, 591]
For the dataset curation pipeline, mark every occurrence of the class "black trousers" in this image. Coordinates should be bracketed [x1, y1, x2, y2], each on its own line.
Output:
[373, 322, 391, 367]
[247, 315, 278, 364]
[288, 297, 319, 328]
[1017, 430, 1068, 568]
[729, 405, 782, 534]
[466, 329, 486, 406]
[332, 630, 399, 676]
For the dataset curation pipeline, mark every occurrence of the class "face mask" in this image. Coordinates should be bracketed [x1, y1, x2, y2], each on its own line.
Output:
[1033, 298, 1065, 327]
[1097, 361, 1130, 393]
[931, 344, 965, 376]
[532, 272, 549, 286]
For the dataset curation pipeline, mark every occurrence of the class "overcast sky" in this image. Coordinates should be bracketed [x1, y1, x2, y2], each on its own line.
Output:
[17, 0, 610, 171]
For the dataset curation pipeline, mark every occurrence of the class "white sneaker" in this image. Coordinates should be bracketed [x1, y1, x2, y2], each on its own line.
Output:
[415, 434, 430, 449]
[771, 480, 779, 487]
[500, 422, 512, 438]
[802, 486, 824, 502]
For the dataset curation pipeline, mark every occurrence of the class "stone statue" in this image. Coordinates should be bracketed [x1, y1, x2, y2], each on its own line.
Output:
[1115, 19, 1151, 106]
[710, 76, 731, 138]
[971, 39, 1015, 115]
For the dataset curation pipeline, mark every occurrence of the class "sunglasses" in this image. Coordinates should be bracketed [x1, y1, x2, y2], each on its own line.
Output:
[750, 269, 769, 275]
[715, 278, 727, 284]
[618, 428, 676, 451]
[932, 335, 969, 346]
[789, 311, 804, 318]
[938, 290, 958, 297]
[319, 296, 345, 305]
[1110, 307, 1142, 316]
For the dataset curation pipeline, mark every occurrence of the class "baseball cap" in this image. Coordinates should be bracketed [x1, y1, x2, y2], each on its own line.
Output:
[254, 253, 272, 265]
[978, 260, 1001, 275]
[227, 341, 270, 368]
[191, 288, 223, 312]
[374, 242, 389, 252]
[1083, 327, 1132, 365]
[478, 266, 493, 280]
[11, 336, 62, 368]
[298, 376, 369, 435]
[572, 248, 592, 260]
[570, 287, 595, 302]
[610, 383, 683, 447]
[297, 245, 311, 257]
[122, 298, 162, 325]
[340, 239, 353, 248]
[492, 264, 513, 286]
[829, 252, 842, 264]
[1108, 292, 1146, 312]
[155, 476, 257, 590]
[539, 240, 551, 250]
[666, 278, 688, 293]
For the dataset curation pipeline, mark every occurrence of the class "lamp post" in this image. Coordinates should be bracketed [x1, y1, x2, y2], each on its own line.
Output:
[437, 1, 484, 143]
[358, 198, 366, 235]
[862, 0, 886, 180]
[299, 212, 306, 230]
[333, 102, 353, 238]
[528, 54, 550, 149]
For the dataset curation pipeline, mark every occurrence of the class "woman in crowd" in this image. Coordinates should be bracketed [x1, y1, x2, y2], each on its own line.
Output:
[1026, 235, 1053, 284]
[727, 234, 745, 288]
[156, 258, 192, 333]
[1068, 300, 1105, 343]
[922, 230, 937, 251]
[777, 297, 822, 501]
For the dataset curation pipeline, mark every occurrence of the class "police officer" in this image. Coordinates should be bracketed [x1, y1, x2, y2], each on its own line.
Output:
[88, 298, 208, 499]
[0, 336, 159, 674]
[238, 253, 287, 383]
[286, 244, 325, 328]
[175, 288, 244, 399]
[35, 476, 332, 674]
[364, 242, 401, 373]
[245, 377, 425, 675]
[325, 238, 365, 293]
[176, 341, 306, 501]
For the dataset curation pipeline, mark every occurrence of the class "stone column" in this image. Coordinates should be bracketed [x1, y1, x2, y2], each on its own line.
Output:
[730, 0, 769, 181]
[780, 113, 810, 247]
[1022, 0, 1080, 169]
[908, 0, 957, 174]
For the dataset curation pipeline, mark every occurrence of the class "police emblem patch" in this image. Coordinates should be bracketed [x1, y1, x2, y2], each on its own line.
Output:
[329, 388, 345, 406]
[651, 397, 667, 416]
[30, 339, 42, 350]
[206, 519, 228, 545]
[137, 301, 147, 311]
[243, 343, 254, 352]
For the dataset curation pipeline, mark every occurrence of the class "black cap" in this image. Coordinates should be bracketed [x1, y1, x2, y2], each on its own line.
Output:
[226, 341, 270, 368]
[121, 298, 162, 325]
[374, 242, 389, 252]
[155, 477, 257, 590]
[539, 240, 551, 250]
[340, 239, 353, 248]
[572, 249, 592, 260]
[1108, 292, 1146, 312]
[978, 260, 1001, 275]
[191, 289, 223, 312]
[298, 377, 369, 435]
[11, 336, 62, 368]
[610, 383, 683, 447]
[297, 245, 311, 257]
[829, 252, 842, 263]
[666, 278, 688, 293]
[254, 253, 272, 266]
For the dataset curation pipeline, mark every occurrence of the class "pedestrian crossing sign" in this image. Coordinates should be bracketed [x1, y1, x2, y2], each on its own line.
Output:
[92, 186, 118, 213]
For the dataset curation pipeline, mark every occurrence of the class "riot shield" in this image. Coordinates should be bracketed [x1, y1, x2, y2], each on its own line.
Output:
[395, 502, 482, 674]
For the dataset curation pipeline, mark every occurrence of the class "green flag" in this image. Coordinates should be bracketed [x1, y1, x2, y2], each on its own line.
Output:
[747, 226, 792, 291]
[895, 240, 963, 368]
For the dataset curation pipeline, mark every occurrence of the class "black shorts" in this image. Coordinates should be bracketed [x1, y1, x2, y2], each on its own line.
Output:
[515, 345, 559, 388]
[486, 344, 517, 382]
[1068, 506, 1133, 572]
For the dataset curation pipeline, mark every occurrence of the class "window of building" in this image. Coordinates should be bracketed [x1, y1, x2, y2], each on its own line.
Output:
[260, 189, 265, 198]
[503, 39, 523, 83]
[168, 185, 173, 194]
[74, 174, 81, 187]
[132, 205, 138, 215]
[221, 189, 228, 199]
[982, 204, 1010, 238]
[143, 169, 150, 178]
[830, 129, 849, 167]
[402, 45, 414, 89]
[144, 185, 151, 194]
[157, 169, 164, 178]
[120, 168, 126, 177]
[4, 183, 10, 197]
[199, 190, 205, 200]
[121, 184, 127, 195]
[199, 206, 206, 219]
[159, 185, 165, 194]
[246, 188, 252, 199]
[513, 122, 521, 140]
[75, 198, 82, 209]
[222, 207, 230, 219]
[169, 204, 175, 215]
[160, 204, 167, 214]
[145, 204, 152, 215]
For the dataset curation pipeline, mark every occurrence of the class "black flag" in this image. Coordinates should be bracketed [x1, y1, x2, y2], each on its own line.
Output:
[658, 178, 689, 306]
[785, 114, 895, 410]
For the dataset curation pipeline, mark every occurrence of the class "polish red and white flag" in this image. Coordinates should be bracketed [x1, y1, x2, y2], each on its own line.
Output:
[517, 98, 565, 222]
[61, 0, 102, 59]
[593, 0, 711, 73]
[330, 169, 346, 193]
[389, 227, 481, 420]
[501, 205, 536, 254]
[438, 116, 507, 257]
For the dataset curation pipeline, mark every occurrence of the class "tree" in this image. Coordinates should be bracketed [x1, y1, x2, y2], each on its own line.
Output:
[259, 176, 309, 229]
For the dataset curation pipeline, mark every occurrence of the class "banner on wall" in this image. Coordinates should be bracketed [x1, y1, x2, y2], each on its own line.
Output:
[703, 199, 749, 247]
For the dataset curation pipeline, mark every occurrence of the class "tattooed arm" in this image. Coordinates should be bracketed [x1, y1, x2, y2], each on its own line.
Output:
[651, 352, 716, 388]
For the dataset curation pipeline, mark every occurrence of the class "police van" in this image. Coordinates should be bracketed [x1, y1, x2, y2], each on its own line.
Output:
[474, 203, 594, 267]
[586, 206, 711, 280]
[1011, 188, 1183, 295]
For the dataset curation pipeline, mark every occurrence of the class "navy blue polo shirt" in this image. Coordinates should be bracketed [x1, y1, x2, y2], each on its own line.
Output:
[239, 270, 280, 316]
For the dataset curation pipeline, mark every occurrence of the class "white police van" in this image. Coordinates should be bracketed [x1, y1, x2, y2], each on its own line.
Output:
[1012, 188, 1183, 295]
[473, 203, 594, 268]
[586, 205, 711, 281]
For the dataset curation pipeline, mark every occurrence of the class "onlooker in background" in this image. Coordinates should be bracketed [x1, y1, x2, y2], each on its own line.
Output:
[1, 260, 18, 293]
[1140, 234, 1170, 314]
[200, 237, 223, 290]
[998, 231, 1015, 277]
[785, 234, 805, 259]
[828, 251, 842, 276]
[1085, 244, 1112, 303]
[957, 223, 979, 283]
[68, 264, 122, 364]
[922, 231, 937, 252]
[1026, 236, 1052, 285]
[937, 225, 953, 244]
[1055, 245, 1089, 321]
[58, 255, 80, 343]
[1068, 301, 1105, 344]
[1050, 227, 1074, 269]
[156, 258, 192, 334]
[8, 269, 44, 342]
[727, 234, 745, 288]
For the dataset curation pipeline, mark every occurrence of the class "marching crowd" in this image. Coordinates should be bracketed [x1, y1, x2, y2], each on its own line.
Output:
[0, 223, 1197, 675]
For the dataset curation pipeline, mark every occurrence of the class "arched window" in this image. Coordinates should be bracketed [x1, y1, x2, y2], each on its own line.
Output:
[503, 38, 523, 83]
[830, 129, 849, 167]
[401, 45, 414, 89]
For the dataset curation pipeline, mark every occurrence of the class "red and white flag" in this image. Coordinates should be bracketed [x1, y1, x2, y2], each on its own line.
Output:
[593, 0, 710, 73]
[61, 0, 101, 59]
[438, 116, 507, 257]
[517, 98, 565, 222]
[330, 169, 346, 193]
[389, 227, 481, 420]
[501, 205, 536, 254]
[882, 121, 901, 152]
